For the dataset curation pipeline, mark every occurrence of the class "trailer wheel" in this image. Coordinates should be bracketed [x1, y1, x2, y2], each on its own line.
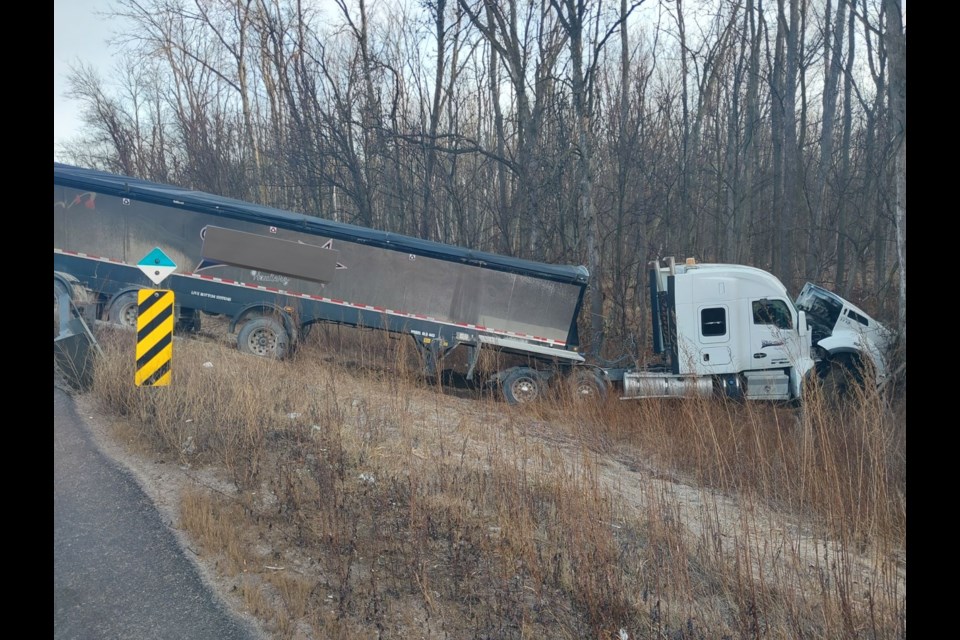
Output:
[238, 317, 290, 359]
[107, 291, 140, 328]
[567, 369, 608, 401]
[501, 367, 543, 405]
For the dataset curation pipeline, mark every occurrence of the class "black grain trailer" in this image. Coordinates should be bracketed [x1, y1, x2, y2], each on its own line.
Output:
[54, 163, 599, 402]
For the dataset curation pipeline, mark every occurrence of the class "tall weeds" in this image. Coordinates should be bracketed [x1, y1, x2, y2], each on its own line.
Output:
[85, 324, 905, 639]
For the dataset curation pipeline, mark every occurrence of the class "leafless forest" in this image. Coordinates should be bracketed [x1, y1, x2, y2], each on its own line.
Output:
[58, 0, 906, 356]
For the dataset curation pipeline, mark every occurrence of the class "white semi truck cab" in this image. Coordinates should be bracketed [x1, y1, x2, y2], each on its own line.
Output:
[613, 258, 891, 402]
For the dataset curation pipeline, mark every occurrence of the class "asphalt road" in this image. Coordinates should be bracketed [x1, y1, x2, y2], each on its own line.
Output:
[54, 383, 264, 640]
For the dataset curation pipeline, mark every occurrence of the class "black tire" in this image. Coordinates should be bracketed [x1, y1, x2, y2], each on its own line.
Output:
[567, 368, 608, 401]
[819, 354, 869, 407]
[107, 291, 140, 328]
[237, 317, 290, 359]
[501, 367, 544, 405]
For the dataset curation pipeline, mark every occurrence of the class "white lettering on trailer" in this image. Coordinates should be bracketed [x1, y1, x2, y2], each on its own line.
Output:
[250, 270, 290, 286]
[190, 290, 233, 302]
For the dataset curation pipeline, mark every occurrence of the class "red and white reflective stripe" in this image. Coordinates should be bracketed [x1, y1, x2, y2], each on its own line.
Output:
[55, 248, 127, 266]
[53, 249, 569, 347]
[203, 273, 570, 347]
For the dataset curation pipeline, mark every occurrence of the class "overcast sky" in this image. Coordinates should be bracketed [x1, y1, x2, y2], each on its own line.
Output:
[54, 0, 116, 159]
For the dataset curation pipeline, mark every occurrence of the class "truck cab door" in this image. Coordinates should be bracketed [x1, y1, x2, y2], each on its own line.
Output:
[748, 298, 800, 370]
[691, 304, 734, 374]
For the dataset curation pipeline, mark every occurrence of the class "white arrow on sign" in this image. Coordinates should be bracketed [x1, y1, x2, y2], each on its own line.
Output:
[137, 247, 177, 285]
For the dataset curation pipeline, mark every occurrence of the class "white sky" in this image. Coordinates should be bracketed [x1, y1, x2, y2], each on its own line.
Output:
[54, 0, 117, 159]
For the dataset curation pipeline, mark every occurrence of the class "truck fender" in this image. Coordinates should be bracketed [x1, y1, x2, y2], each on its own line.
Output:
[816, 337, 881, 381]
[817, 333, 887, 381]
[230, 304, 299, 344]
[54, 271, 80, 300]
[816, 334, 862, 357]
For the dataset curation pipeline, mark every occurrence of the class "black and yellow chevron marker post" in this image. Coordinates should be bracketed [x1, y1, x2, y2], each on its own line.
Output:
[135, 290, 174, 386]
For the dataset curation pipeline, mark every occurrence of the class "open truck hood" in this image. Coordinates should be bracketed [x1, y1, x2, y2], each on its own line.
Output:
[795, 283, 895, 383]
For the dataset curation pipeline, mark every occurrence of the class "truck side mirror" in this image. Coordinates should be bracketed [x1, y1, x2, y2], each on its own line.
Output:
[797, 310, 808, 337]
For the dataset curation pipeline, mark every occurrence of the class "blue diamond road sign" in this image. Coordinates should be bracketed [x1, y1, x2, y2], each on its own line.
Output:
[137, 247, 177, 285]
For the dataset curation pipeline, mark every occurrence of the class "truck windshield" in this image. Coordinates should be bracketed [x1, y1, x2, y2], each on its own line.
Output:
[795, 284, 843, 335]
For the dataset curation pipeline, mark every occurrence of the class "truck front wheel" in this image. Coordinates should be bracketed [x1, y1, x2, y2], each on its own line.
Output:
[819, 353, 871, 406]
[238, 317, 290, 359]
[567, 368, 608, 402]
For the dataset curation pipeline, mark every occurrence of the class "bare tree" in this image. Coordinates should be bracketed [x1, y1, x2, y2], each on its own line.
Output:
[192, 0, 265, 199]
[332, 0, 389, 227]
[458, 0, 567, 258]
[768, 0, 801, 288]
[833, 0, 857, 295]
[883, 0, 905, 346]
[65, 64, 140, 175]
[806, 0, 848, 282]
[252, 0, 323, 212]
[107, 0, 253, 195]
[421, 0, 451, 240]
[548, 0, 642, 352]
[314, 36, 377, 227]
[606, 0, 654, 343]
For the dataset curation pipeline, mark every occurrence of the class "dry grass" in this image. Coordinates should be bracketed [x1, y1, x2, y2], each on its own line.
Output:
[82, 321, 906, 639]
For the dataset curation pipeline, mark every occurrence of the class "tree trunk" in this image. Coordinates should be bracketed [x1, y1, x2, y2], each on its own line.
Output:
[806, 0, 847, 282]
[835, 0, 857, 294]
[884, 0, 906, 348]
[775, 0, 801, 290]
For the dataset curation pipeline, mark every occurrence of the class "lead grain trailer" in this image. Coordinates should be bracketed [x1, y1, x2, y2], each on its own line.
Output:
[54, 163, 600, 403]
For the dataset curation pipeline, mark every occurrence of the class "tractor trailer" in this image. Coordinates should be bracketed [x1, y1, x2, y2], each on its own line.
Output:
[53, 163, 891, 404]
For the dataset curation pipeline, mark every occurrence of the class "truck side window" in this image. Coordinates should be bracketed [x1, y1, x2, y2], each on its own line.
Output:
[752, 300, 793, 330]
[701, 307, 727, 337]
[846, 309, 869, 326]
